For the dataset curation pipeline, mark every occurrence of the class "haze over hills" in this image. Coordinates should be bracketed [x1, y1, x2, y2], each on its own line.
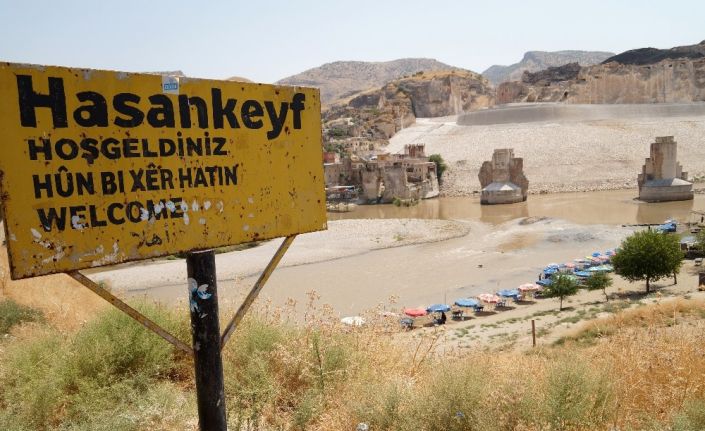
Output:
[276, 58, 465, 104]
[482, 50, 614, 85]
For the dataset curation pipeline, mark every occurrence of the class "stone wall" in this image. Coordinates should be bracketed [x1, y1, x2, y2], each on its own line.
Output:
[637, 136, 693, 202]
[478, 149, 529, 205]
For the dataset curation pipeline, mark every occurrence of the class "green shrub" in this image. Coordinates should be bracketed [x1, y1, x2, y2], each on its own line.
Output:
[671, 398, 705, 431]
[0, 302, 187, 429]
[428, 154, 447, 183]
[0, 299, 44, 334]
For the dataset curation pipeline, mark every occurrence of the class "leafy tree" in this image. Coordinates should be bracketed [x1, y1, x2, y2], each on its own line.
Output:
[543, 274, 580, 311]
[428, 154, 447, 183]
[696, 229, 705, 253]
[584, 271, 613, 302]
[611, 230, 683, 293]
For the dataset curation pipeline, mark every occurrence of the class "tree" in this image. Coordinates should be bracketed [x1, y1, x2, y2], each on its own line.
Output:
[696, 229, 705, 253]
[543, 274, 580, 311]
[611, 230, 683, 293]
[584, 271, 613, 302]
[428, 154, 447, 183]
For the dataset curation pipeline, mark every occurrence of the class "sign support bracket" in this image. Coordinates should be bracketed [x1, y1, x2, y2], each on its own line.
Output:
[68, 271, 194, 356]
[220, 235, 296, 349]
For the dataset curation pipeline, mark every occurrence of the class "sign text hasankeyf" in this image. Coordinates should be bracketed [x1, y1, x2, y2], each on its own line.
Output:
[0, 63, 326, 279]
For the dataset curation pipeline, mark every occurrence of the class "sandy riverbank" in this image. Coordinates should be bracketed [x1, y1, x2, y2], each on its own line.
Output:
[417, 261, 705, 353]
[91, 218, 471, 293]
[387, 113, 705, 196]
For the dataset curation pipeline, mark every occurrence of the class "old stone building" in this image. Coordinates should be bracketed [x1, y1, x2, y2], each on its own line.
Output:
[478, 149, 529, 205]
[323, 144, 440, 204]
[637, 136, 693, 202]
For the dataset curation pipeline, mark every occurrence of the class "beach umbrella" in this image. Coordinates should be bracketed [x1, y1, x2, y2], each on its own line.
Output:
[543, 268, 558, 276]
[455, 298, 479, 308]
[497, 289, 520, 298]
[605, 250, 615, 256]
[341, 316, 365, 326]
[537, 279, 553, 287]
[564, 262, 576, 269]
[426, 304, 451, 313]
[592, 252, 602, 257]
[546, 263, 560, 269]
[403, 307, 427, 317]
[518, 283, 540, 292]
[478, 293, 500, 304]
[588, 265, 613, 273]
[574, 270, 592, 278]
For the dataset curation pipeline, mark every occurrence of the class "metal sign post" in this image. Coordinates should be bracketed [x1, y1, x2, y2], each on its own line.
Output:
[186, 250, 227, 430]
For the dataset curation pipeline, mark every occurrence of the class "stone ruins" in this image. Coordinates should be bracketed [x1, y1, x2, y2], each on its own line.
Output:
[324, 144, 439, 204]
[637, 136, 693, 202]
[478, 149, 529, 205]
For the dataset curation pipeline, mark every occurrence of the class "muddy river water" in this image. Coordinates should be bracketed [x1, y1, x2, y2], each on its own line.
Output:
[126, 190, 705, 315]
[328, 189, 703, 226]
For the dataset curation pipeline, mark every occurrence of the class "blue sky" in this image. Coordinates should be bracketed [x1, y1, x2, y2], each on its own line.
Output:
[1, 0, 702, 83]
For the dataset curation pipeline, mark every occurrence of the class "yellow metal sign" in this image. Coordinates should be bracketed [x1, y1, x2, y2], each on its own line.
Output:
[0, 63, 326, 279]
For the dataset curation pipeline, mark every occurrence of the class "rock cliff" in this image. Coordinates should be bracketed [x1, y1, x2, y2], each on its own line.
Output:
[322, 70, 493, 148]
[497, 41, 705, 104]
[482, 50, 614, 86]
[277, 58, 463, 104]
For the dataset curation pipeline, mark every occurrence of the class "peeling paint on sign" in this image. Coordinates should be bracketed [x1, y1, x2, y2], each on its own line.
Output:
[0, 62, 326, 279]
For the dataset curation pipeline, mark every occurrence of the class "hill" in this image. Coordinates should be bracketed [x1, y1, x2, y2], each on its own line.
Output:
[496, 41, 705, 104]
[322, 70, 493, 151]
[276, 58, 464, 104]
[482, 50, 614, 85]
[602, 40, 705, 65]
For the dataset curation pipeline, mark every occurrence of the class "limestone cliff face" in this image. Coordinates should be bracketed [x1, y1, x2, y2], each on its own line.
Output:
[483, 50, 614, 86]
[277, 58, 463, 105]
[498, 58, 705, 104]
[497, 41, 705, 104]
[323, 70, 493, 146]
[392, 71, 494, 117]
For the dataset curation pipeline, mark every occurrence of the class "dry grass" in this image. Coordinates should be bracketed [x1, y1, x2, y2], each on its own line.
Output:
[2, 271, 705, 430]
[0, 247, 106, 332]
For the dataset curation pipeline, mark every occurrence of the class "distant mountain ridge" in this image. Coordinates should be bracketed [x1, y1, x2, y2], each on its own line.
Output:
[276, 58, 465, 104]
[602, 40, 705, 65]
[482, 50, 614, 85]
[497, 40, 705, 104]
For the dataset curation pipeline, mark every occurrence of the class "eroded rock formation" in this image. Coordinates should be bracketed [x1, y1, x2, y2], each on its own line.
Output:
[322, 70, 494, 150]
[497, 41, 705, 104]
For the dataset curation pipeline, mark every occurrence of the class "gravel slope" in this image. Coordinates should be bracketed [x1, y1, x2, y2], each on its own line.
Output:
[388, 108, 705, 195]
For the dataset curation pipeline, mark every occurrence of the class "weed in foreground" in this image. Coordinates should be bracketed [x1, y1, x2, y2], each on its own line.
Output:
[0, 299, 44, 334]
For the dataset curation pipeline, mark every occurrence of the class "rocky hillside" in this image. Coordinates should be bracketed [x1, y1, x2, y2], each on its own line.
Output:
[602, 40, 705, 65]
[322, 70, 493, 150]
[482, 50, 614, 85]
[497, 41, 705, 104]
[277, 58, 463, 104]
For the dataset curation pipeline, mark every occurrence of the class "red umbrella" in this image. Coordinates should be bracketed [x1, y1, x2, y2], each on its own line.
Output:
[478, 293, 500, 304]
[403, 307, 428, 317]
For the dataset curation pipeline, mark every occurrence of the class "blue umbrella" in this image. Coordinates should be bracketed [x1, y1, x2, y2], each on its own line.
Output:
[537, 279, 553, 286]
[592, 252, 601, 257]
[426, 304, 451, 313]
[454, 298, 479, 308]
[497, 289, 520, 298]
[574, 270, 592, 278]
[543, 268, 558, 275]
